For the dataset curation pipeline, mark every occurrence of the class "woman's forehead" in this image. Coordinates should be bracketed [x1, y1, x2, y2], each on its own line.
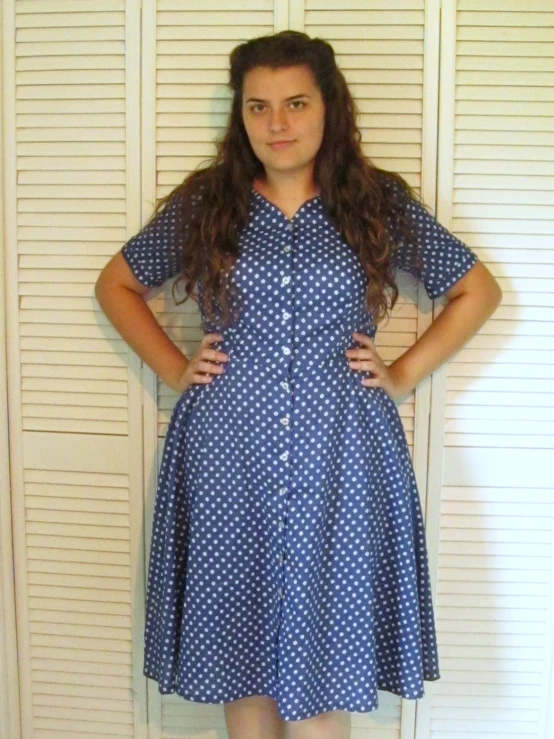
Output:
[242, 65, 318, 99]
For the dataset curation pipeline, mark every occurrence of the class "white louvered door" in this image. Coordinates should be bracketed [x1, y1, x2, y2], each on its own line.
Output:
[147, 0, 441, 735]
[428, 2, 554, 738]
[142, 2, 280, 736]
[5, 1, 147, 737]
[301, 2, 441, 736]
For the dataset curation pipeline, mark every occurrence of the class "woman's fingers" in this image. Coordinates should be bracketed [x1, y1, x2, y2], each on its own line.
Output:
[192, 371, 215, 384]
[200, 333, 229, 364]
[197, 359, 225, 375]
[348, 355, 376, 369]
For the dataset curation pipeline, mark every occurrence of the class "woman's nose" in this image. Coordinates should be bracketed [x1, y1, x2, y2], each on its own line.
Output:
[269, 109, 289, 129]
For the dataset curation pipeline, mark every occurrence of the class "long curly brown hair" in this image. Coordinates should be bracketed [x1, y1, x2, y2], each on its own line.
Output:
[146, 30, 427, 328]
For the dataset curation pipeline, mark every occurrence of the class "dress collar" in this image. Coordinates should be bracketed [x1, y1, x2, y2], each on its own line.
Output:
[249, 187, 324, 230]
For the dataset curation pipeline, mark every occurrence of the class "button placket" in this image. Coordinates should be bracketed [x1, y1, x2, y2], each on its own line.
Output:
[276, 217, 295, 623]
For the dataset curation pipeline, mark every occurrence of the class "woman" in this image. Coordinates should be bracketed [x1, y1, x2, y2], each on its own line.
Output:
[96, 30, 501, 739]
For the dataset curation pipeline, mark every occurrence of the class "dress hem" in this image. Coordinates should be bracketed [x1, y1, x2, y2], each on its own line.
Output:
[143, 667, 441, 722]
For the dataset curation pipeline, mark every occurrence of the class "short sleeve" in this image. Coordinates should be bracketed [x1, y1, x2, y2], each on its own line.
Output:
[389, 183, 479, 299]
[121, 193, 184, 289]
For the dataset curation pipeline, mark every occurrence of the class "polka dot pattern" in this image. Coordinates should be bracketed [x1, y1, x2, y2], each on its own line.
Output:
[388, 184, 479, 299]
[120, 184, 479, 721]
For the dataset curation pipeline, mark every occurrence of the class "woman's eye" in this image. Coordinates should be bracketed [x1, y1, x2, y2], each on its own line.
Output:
[250, 101, 305, 113]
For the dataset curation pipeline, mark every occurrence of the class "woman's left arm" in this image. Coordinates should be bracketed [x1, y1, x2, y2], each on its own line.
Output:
[346, 261, 502, 402]
[388, 260, 502, 398]
[346, 179, 503, 402]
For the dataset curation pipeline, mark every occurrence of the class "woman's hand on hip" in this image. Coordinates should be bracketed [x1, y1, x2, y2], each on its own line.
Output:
[173, 332, 229, 394]
[345, 331, 409, 403]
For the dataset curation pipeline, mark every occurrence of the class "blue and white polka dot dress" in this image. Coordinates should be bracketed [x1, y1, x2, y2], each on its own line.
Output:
[121, 182, 479, 721]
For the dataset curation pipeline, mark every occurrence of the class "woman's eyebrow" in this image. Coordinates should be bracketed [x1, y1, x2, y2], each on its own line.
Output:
[245, 94, 311, 103]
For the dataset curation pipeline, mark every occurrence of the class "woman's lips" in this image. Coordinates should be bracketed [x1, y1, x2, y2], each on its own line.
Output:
[269, 141, 296, 150]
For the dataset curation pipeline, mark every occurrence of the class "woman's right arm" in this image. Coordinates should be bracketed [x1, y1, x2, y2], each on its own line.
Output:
[95, 251, 189, 393]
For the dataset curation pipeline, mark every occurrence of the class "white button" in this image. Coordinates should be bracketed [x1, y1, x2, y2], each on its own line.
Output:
[280, 450, 289, 461]
[282, 347, 291, 355]
[284, 245, 291, 253]
[282, 276, 290, 285]
[278, 519, 284, 530]
[283, 311, 291, 320]
[281, 381, 289, 391]
[285, 223, 293, 231]
[280, 487, 287, 495]
[280, 416, 290, 426]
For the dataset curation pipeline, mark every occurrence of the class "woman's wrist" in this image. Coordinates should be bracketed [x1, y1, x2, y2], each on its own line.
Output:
[387, 361, 415, 398]
[164, 354, 190, 393]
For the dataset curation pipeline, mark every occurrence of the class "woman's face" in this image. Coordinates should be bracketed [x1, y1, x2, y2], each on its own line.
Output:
[241, 64, 325, 183]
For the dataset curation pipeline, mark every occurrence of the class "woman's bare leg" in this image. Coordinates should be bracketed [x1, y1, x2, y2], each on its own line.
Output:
[287, 709, 351, 739]
[223, 695, 286, 739]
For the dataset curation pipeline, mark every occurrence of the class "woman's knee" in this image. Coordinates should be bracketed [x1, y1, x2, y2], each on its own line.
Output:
[287, 709, 351, 739]
[223, 695, 285, 739]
